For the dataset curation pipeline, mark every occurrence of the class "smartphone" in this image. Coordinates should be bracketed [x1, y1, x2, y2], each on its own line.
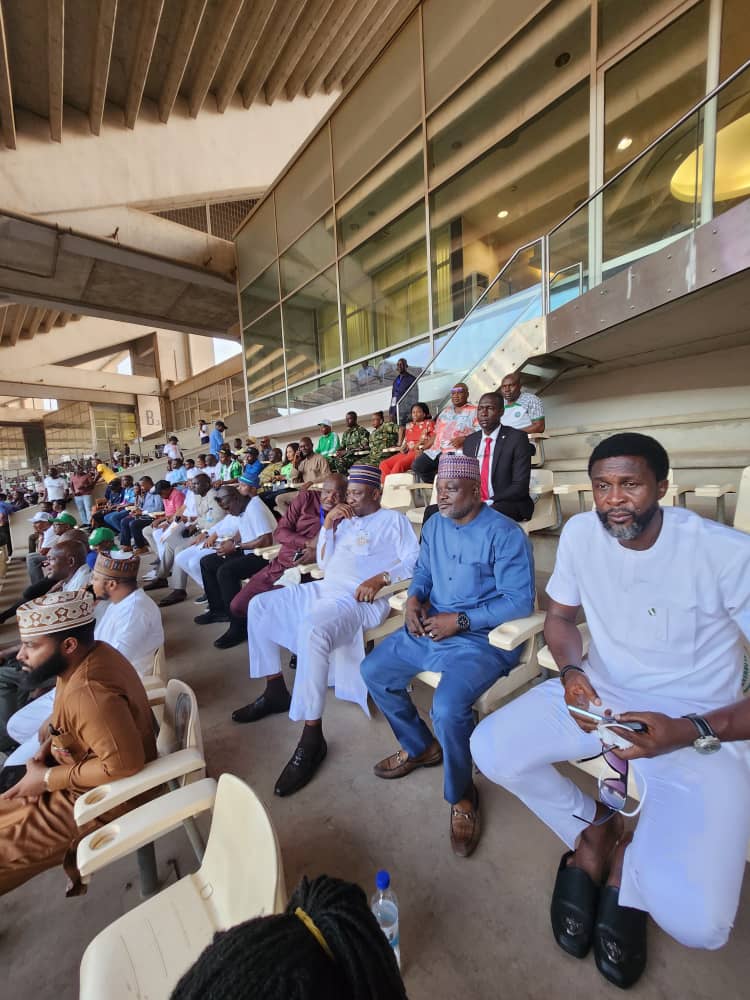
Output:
[568, 705, 648, 733]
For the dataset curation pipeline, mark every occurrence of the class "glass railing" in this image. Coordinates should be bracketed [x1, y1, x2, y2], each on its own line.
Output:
[405, 57, 750, 420]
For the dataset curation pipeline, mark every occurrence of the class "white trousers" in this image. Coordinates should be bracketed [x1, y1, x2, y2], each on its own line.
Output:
[471, 679, 750, 950]
[247, 582, 388, 721]
[5, 689, 55, 766]
[174, 543, 214, 588]
[142, 523, 175, 560]
[159, 532, 192, 587]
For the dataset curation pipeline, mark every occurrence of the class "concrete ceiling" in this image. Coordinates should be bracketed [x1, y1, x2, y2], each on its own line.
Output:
[0, 209, 238, 344]
[0, 303, 79, 347]
[0, 0, 420, 150]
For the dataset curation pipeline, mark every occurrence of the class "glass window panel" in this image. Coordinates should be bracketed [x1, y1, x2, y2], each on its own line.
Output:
[603, 2, 708, 183]
[250, 390, 289, 424]
[0, 426, 27, 472]
[719, 0, 750, 78]
[236, 197, 277, 288]
[423, 0, 539, 112]
[332, 14, 420, 196]
[275, 129, 333, 252]
[711, 67, 750, 219]
[243, 307, 286, 399]
[429, 81, 589, 326]
[338, 203, 429, 363]
[240, 261, 280, 326]
[282, 266, 341, 380]
[279, 214, 335, 296]
[287, 370, 344, 413]
[343, 335, 431, 402]
[337, 132, 424, 253]
[427, 4, 590, 185]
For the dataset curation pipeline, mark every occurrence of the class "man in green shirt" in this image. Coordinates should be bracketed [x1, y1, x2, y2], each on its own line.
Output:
[330, 411, 370, 473]
[314, 419, 340, 461]
[367, 410, 400, 465]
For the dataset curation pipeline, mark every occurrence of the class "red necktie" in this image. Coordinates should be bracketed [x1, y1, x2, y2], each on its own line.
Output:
[480, 437, 492, 501]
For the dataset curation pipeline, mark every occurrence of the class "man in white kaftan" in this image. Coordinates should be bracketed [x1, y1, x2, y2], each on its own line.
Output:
[234, 464, 419, 798]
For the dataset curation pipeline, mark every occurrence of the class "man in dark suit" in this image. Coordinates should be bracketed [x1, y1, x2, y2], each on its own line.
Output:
[422, 391, 533, 525]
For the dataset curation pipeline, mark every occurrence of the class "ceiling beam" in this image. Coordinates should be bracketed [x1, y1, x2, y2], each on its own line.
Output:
[0, 2, 16, 149]
[240, 0, 308, 108]
[264, 0, 336, 105]
[89, 0, 117, 136]
[284, 0, 358, 100]
[188, 0, 244, 118]
[214, 0, 278, 114]
[303, 0, 379, 96]
[47, 0, 65, 142]
[8, 307, 28, 347]
[157, 0, 207, 123]
[339, 0, 420, 93]
[40, 309, 61, 332]
[124, 0, 165, 129]
[0, 305, 8, 344]
[55, 311, 72, 326]
[21, 306, 46, 340]
[323, 0, 405, 93]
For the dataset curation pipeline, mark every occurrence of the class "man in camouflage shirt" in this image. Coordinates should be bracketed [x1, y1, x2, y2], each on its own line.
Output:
[329, 411, 370, 473]
[367, 410, 400, 465]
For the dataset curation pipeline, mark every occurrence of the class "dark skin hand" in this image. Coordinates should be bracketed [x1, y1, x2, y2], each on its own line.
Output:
[405, 596, 459, 640]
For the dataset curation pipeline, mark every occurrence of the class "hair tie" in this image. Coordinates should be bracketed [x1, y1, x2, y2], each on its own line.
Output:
[294, 906, 334, 960]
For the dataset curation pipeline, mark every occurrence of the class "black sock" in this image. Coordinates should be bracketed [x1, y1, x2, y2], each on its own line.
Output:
[299, 723, 323, 751]
[264, 674, 289, 704]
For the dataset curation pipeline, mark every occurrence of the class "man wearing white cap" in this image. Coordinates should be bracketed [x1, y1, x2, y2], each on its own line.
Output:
[0, 590, 156, 895]
[314, 419, 340, 461]
[233, 464, 419, 798]
[25, 511, 58, 585]
[2, 553, 164, 767]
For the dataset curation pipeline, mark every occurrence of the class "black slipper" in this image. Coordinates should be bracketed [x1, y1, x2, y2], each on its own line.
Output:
[550, 850, 600, 958]
[594, 885, 648, 989]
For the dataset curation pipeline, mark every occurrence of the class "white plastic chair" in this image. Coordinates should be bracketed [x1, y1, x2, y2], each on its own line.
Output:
[523, 469, 559, 533]
[74, 679, 207, 887]
[78, 774, 287, 1000]
[381, 472, 421, 515]
[694, 465, 749, 528]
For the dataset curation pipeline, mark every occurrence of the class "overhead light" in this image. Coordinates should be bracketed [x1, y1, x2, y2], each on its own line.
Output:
[617, 136, 633, 152]
[497, 210, 509, 219]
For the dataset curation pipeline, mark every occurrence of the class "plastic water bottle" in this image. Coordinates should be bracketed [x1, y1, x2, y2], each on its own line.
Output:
[371, 869, 400, 968]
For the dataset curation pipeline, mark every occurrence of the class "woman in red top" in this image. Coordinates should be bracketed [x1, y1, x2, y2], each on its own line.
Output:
[379, 403, 435, 480]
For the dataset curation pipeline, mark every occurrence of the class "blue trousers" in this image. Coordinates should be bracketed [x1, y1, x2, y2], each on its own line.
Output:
[361, 626, 518, 804]
[104, 510, 129, 534]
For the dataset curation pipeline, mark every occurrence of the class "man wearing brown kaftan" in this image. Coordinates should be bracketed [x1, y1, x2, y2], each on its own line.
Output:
[0, 590, 156, 895]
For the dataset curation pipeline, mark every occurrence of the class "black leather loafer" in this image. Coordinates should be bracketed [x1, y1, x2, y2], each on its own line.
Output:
[594, 885, 648, 989]
[194, 611, 230, 625]
[232, 691, 290, 724]
[550, 851, 600, 959]
[274, 738, 328, 797]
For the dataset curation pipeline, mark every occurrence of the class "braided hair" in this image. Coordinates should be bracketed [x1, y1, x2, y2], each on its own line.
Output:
[171, 874, 408, 1000]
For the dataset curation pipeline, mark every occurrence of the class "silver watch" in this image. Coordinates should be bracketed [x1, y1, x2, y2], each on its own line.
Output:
[683, 714, 721, 754]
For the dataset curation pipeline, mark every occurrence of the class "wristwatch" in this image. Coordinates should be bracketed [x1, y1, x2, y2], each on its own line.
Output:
[456, 612, 471, 632]
[682, 714, 721, 754]
[382, 571, 392, 586]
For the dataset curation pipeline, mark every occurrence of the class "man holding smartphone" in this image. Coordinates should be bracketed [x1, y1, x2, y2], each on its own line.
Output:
[472, 433, 750, 988]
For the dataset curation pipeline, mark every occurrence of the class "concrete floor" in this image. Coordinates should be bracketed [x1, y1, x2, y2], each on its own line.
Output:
[1, 549, 749, 1000]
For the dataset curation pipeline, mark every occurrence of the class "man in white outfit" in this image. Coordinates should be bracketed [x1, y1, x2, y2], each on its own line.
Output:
[171, 485, 249, 593]
[471, 433, 750, 989]
[233, 464, 419, 797]
[3, 552, 163, 767]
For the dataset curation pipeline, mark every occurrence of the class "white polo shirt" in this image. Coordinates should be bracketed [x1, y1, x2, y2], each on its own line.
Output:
[43, 475, 67, 501]
[238, 496, 276, 543]
[547, 507, 750, 716]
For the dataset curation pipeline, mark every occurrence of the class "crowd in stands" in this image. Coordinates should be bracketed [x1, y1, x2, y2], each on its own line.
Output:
[0, 369, 748, 996]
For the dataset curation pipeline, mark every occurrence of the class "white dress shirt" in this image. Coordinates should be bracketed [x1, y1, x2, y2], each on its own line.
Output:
[477, 425, 501, 502]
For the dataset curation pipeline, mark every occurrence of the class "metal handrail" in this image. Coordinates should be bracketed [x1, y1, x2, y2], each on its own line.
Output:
[548, 56, 750, 238]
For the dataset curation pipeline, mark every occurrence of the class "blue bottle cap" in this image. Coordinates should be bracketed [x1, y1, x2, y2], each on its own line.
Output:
[376, 869, 390, 890]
